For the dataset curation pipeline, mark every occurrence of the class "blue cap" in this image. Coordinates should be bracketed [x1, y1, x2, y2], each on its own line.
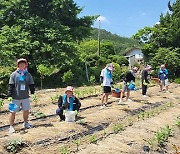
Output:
[8, 103, 18, 112]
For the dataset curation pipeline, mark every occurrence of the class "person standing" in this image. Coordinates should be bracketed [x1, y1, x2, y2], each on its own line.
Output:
[56, 86, 81, 121]
[141, 65, 152, 97]
[100, 63, 114, 109]
[158, 64, 169, 92]
[118, 67, 138, 104]
[8, 58, 35, 133]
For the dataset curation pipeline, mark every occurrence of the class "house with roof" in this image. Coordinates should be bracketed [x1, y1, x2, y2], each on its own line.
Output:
[124, 47, 144, 69]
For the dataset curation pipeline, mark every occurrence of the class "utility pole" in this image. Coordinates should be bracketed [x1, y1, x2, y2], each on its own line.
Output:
[97, 19, 101, 56]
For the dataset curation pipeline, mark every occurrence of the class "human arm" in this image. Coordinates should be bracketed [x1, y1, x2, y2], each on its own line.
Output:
[57, 96, 64, 109]
[7, 84, 14, 97]
[29, 84, 35, 94]
[74, 97, 81, 111]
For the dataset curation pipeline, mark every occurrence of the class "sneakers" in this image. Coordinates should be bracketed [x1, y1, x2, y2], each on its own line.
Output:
[100, 105, 106, 109]
[9, 126, 15, 133]
[24, 122, 32, 129]
[142, 95, 147, 97]
[127, 99, 133, 102]
[118, 99, 122, 105]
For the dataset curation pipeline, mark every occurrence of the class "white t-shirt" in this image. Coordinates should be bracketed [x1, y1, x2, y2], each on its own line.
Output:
[100, 68, 113, 86]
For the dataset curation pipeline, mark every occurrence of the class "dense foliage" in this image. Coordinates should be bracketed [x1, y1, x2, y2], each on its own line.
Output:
[0, 0, 135, 95]
[133, 0, 180, 78]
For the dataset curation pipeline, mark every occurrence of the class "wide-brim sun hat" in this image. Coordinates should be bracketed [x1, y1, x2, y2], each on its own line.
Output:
[161, 64, 165, 68]
[146, 65, 152, 70]
[133, 67, 138, 71]
[106, 63, 114, 71]
[17, 58, 27, 65]
[65, 86, 74, 93]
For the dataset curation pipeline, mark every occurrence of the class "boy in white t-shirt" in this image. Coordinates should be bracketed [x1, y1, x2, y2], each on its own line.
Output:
[100, 63, 114, 109]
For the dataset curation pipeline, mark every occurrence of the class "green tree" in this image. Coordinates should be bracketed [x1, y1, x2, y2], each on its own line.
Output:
[62, 70, 74, 85]
[0, 0, 96, 88]
[133, 0, 180, 78]
[37, 64, 52, 89]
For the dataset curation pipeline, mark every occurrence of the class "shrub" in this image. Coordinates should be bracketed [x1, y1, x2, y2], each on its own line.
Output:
[174, 78, 180, 84]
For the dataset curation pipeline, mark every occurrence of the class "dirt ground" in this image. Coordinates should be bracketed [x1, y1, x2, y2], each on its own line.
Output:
[0, 83, 179, 154]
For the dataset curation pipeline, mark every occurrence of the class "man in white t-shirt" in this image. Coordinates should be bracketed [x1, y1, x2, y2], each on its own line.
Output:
[100, 63, 114, 109]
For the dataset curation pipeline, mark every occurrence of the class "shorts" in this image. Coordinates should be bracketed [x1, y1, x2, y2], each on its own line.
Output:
[160, 79, 169, 86]
[103, 86, 111, 93]
[11, 98, 31, 112]
[122, 81, 130, 92]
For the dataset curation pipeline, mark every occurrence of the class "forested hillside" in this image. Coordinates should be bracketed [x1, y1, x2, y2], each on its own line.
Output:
[90, 28, 141, 55]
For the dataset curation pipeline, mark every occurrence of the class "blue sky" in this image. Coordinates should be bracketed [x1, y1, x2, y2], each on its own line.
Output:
[74, 0, 175, 38]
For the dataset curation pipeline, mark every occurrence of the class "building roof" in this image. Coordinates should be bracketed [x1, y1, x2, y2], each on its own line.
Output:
[124, 47, 142, 55]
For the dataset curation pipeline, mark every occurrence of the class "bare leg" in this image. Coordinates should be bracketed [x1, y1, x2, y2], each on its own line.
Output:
[101, 93, 106, 105]
[23, 110, 29, 123]
[9, 112, 16, 126]
[166, 86, 169, 91]
[105, 93, 109, 105]
[126, 91, 130, 100]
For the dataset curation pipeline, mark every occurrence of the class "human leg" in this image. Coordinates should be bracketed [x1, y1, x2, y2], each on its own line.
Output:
[21, 98, 32, 128]
[142, 84, 147, 95]
[119, 82, 127, 104]
[56, 108, 65, 120]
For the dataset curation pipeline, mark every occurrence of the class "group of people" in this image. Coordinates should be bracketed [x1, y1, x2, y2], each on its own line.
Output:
[7, 58, 169, 133]
[7, 58, 81, 133]
[100, 63, 169, 108]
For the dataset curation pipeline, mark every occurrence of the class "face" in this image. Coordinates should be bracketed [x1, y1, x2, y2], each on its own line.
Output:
[133, 70, 137, 73]
[18, 62, 27, 70]
[66, 91, 73, 97]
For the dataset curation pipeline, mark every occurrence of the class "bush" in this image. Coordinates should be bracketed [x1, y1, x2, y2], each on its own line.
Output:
[174, 78, 180, 84]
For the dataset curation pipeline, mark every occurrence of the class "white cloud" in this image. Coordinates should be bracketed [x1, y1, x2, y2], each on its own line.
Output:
[97, 16, 109, 23]
[155, 21, 160, 25]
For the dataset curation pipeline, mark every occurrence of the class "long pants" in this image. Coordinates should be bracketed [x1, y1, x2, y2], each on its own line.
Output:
[56, 108, 65, 120]
[142, 84, 147, 95]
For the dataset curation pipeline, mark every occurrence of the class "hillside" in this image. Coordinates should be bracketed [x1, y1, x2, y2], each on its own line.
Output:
[90, 28, 141, 54]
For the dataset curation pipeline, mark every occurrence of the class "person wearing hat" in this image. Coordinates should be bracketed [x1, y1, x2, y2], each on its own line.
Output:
[8, 58, 35, 133]
[158, 64, 169, 92]
[118, 67, 138, 104]
[141, 65, 152, 97]
[56, 86, 81, 121]
[100, 63, 114, 109]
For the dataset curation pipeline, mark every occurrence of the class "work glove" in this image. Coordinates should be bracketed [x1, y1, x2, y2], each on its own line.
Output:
[143, 81, 148, 86]
[63, 110, 66, 116]
[74, 110, 78, 115]
[8, 97, 13, 101]
[127, 82, 130, 86]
